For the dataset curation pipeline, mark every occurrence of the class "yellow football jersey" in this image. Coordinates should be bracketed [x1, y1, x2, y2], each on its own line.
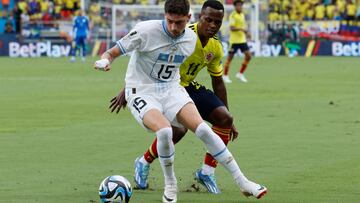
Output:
[179, 23, 224, 87]
[229, 11, 247, 44]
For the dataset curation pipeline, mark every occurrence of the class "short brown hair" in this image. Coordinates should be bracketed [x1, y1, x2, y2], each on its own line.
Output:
[164, 0, 190, 16]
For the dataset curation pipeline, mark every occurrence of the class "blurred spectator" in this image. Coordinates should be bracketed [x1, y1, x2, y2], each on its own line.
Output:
[28, 0, 40, 16]
[122, 0, 135, 4]
[268, 6, 280, 21]
[297, 0, 309, 20]
[89, 2, 101, 27]
[315, 2, 325, 20]
[21, 10, 29, 24]
[336, 0, 346, 18]
[13, 4, 21, 33]
[2, 0, 10, 11]
[305, 4, 315, 20]
[40, 0, 50, 13]
[267, 23, 285, 43]
[345, 0, 356, 21]
[17, 0, 27, 13]
[326, 0, 339, 19]
[283, 23, 300, 57]
[5, 19, 14, 33]
[42, 9, 53, 27]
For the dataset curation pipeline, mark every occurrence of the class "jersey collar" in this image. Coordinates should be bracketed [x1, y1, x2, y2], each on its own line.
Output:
[162, 20, 186, 40]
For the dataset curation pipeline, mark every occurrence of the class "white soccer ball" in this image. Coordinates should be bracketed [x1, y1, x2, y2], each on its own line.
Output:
[99, 175, 133, 203]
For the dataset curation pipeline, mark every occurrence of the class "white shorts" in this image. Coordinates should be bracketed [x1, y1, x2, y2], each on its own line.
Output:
[125, 83, 193, 130]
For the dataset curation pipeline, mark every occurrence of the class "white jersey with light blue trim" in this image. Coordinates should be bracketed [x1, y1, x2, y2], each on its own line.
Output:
[116, 20, 197, 92]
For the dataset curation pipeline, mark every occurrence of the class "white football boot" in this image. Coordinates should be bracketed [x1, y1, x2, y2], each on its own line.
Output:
[222, 75, 232, 83]
[162, 183, 177, 203]
[240, 180, 267, 199]
[235, 73, 248, 83]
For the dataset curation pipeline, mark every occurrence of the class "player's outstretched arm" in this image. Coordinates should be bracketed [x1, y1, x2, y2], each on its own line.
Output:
[109, 87, 127, 113]
[94, 45, 122, 71]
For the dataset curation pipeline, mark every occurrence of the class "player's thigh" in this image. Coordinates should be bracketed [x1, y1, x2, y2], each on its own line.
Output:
[176, 102, 204, 132]
[162, 85, 198, 129]
[185, 83, 226, 122]
[143, 109, 171, 132]
[126, 92, 168, 132]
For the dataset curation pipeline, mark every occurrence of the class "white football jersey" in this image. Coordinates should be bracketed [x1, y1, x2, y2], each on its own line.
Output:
[116, 20, 197, 94]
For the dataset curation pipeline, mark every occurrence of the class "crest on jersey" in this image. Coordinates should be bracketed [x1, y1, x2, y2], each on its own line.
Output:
[126, 30, 138, 39]
[206, 52, 214, 62]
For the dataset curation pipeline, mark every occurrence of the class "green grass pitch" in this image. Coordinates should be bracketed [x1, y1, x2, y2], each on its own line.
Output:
[0, 56, 359, 203]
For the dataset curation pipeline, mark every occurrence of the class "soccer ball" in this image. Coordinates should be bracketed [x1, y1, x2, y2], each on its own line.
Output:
[99, 175, 133, 203]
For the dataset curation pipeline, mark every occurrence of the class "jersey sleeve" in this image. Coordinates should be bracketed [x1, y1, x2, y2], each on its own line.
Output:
[116, 23, 145, 54]
[207, 41, 224, 77]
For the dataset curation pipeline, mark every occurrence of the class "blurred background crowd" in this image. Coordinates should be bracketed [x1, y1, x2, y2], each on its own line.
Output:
[0, 0, 358, 49]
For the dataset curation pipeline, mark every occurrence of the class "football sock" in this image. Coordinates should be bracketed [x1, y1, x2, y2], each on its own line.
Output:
[144, 139, 158, 164]
[195, 122, 248, 187]
[201, 163, 215, 175]
[144, 130, 184, 164]
[203, 126, 231, 168]
[139, 156, 150, 165]
[156, 127, 176, 184]
[224, 59, 231, 75]
[240, 61, 248, 74]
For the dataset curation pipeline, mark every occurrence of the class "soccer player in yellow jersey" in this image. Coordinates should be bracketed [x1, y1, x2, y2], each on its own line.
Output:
[223, 0, 251, 83]
[345, 0, 357, 21]
[110, 0, 267, 198]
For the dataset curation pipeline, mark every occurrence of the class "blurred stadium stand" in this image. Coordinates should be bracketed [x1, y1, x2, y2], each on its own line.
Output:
[0, 0, 359, 57]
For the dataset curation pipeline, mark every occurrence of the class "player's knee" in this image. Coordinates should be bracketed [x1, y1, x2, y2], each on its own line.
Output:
[221, 114, 233, 127]
[245, 53, 252, 61]
[209, 107, 233, 127]
[195, 122, 213, 141]
[156, 127, 173, 143]
[172, 127, 187, 144]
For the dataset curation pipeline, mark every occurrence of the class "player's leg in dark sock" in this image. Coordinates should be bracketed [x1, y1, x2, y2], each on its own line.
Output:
[240, 51, 251, 74]
[224, 54, 234, 75]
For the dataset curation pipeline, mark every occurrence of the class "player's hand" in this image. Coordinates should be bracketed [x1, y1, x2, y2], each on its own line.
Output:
[230, 124, 239, 141]
[94, 58, 110, 71]
[109, 89, 127, 113]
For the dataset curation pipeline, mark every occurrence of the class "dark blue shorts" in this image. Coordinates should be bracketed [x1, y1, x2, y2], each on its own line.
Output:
[228, 43, 249, 54]
[185, 82, 225, 121]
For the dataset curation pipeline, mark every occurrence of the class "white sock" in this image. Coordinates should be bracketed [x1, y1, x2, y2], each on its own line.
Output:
[156, 127, 176, 185]
[139, 156, 150, 165]
[195, 122, 248, 187]
[202, 164, 215, 175]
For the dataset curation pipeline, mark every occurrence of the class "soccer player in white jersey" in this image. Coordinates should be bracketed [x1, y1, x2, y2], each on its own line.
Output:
[94, 0, 267, 202]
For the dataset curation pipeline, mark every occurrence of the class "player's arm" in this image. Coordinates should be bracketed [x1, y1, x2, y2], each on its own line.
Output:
[94, 45, 123, 71]
[211, 75, 239, 140]
[211, 75, 228, 108]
